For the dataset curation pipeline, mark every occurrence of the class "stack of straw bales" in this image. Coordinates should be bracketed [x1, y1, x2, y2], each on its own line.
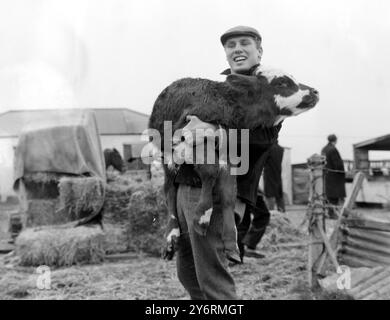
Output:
[20, 174, 105, 228]
[19, 172, 65, 228]
[101, 176, 136, 254]
[126, 183, 168, 256]
[101, 172, 168, 256]
[16, 169, 169, 263]
[58, 176, 105, 221]
[24, 199, 66, 227]
[14, 173, 106, 267]
[22, 172, 62, 199]
[15, 225, 105, 267]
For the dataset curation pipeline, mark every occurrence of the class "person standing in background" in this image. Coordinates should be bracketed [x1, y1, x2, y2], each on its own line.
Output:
[321, 134, 346, 219]
[263, 141, 285, 212]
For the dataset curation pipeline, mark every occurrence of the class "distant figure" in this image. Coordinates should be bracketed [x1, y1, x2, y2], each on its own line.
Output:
[104, 148, 124, 172]
[321, 134, 346, 219]
[236, 191, 271, 261]
[263, 141, 285, 212]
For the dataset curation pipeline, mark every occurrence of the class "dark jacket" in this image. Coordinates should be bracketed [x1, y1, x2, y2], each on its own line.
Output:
[321, 143, 346, 199]
[175, 64, 281, 208]
[263, 142, 284, 198]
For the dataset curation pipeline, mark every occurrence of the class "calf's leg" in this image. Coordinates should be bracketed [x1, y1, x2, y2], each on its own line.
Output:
[193, 163, 219, 236]
[216, 167, 241, 263]
[162, 164, 180, 260]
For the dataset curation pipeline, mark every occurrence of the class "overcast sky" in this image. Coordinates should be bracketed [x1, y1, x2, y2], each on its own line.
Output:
[0, 0, 389, 163]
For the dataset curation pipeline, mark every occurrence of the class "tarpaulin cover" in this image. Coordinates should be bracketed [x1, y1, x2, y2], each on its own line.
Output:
[13, 109, 106, 190]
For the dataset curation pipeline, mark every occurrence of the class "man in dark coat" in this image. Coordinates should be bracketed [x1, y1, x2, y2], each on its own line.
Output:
[321, 134, 346, 219]
[236, 190, 271, 260]
[172, 26, 281, 299]
[263, 141, 285, 212]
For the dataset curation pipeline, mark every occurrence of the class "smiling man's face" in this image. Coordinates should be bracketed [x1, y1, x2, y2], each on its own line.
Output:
[224, 36, 262, 74]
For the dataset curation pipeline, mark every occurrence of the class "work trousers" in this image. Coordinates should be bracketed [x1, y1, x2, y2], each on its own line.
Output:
[176, 184, 237, 300]
[237, 195, 270, 257]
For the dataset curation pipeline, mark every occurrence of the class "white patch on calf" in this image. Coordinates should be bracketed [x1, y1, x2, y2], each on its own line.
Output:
[198, 208, 213, 225]
[166, 228, 180, 242]
[255, 65, 295, 83]
[274, 89, 310, 111]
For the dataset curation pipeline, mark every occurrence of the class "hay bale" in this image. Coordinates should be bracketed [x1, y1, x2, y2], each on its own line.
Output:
[15, 225, 105, 267]
[103, 223, 129, 254]
[22, 172, 63, 199]
[150, 160, 164, 187]
[126, 183, 168, 256]
[101, 174, 168, 255]
[102, 184, 133, 224]
[101, 175, 140, 253]
[102, 173, 148, 224]
[24, 199, 68, 227]
[58, 177, 105, 221]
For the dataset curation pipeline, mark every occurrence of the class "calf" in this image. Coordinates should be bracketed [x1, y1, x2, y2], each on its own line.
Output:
[148, 65, 319, 259]
[104, 148, 124, 173]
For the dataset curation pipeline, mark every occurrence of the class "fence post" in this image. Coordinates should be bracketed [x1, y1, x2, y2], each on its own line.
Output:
[307, 154, 327, 288]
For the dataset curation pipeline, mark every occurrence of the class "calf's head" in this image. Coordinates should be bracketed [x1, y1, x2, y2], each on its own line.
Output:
[226, 65, 319, 127]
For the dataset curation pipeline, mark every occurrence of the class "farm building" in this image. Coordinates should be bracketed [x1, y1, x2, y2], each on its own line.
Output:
[0, 108, 149, 202]
[291, 134, 390, 206]
[348, 134, 390, 205]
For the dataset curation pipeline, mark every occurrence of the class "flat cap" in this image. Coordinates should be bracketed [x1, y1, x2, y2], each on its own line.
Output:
[220, 26, 262, 45]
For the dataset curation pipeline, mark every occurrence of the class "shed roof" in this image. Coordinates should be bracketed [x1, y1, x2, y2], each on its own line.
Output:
[354, 134, 390, 151]
[0, 108, 149, 137]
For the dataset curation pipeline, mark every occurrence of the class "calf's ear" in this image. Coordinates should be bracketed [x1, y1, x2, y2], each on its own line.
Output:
[226, 74, 257, 91]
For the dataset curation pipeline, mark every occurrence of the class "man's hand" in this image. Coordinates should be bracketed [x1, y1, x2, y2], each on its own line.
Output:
[162, 235, 179, 260]
[162, 218, 180, 261]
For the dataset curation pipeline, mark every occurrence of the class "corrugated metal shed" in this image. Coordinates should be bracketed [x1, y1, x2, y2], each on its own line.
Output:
[0, 108, 149, 137]
[319, 266, 390, 300]
[339, 211, 390, 268]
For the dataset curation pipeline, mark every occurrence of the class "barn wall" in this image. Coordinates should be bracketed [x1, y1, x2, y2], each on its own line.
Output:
[0, 137, 18, 202]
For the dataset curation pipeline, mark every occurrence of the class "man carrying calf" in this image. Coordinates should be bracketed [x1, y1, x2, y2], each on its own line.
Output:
[152, 26, 319, 300]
